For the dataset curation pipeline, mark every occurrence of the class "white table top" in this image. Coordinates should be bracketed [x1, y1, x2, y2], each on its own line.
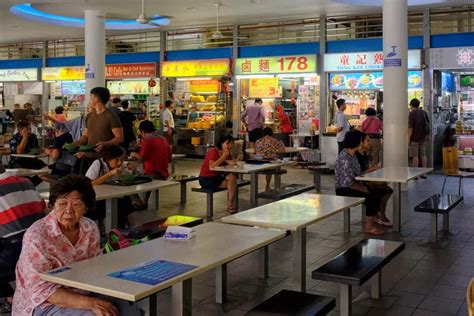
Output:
[211, 161, 293, 174]
[10, 153, 48, 159]
[356, 167, 433, 183]
[290, 133, 319, 137]
[172, 154, 186, 159]
[222, 193, 365, 231]
[40, 222, 285, 301]
[40, 180, 177, 201]
[246, 147, 310, 154]
[6, 168, 50, 177]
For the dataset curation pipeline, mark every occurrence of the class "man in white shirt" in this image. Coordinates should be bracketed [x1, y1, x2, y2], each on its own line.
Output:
[162, 100, 175, 147]
[336, 98, 350, 153]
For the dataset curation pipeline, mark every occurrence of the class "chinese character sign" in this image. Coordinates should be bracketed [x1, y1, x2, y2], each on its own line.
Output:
[161, 59, 230, 77]
[105, 63, 156, 79]
[235, 55, 317, 75]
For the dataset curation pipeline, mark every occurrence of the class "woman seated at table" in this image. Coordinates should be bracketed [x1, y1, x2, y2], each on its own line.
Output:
[354, 130, 393, 227]
[85, 145, 135, 228]
[12, 174, 141, 316]
[8, 120, 47, 186]
[199, 135, 238, 213]
[255, 127, 285, 192]
[335, 130, 384, 235]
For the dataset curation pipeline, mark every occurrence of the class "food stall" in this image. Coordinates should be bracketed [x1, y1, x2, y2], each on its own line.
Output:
[235, 55, 319, 146]
[321, 50, 422, 167]
[42, 66, 86, 120]
[0, 68, 41, 109]
[430, 46, 474, 168]
[161, 58, 231, 156]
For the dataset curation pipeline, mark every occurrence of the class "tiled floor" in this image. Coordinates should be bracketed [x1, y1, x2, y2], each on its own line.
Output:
[5, 159, 474, 315]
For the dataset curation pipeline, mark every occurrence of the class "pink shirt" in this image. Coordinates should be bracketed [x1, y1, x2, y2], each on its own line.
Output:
[242, 104, 266, 131]
[361, 117, 383, 135]
[12, 213, 101, 315]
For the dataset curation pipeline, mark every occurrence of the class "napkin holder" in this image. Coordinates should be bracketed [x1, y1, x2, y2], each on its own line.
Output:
[164, 226, 195, 241]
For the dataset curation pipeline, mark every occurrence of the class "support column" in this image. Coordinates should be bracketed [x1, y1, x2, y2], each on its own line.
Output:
[84, 10, 105, 104]
[41, 41, 49, 116]
[383, 0, 408, 168]
[318, 15, 327, 150]
[160, 30, 167, 105]
[423, 8, 433, 167]
[232, 25, 240, 138]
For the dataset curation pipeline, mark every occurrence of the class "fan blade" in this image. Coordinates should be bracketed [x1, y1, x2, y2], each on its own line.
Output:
[150, 15, 174, 20]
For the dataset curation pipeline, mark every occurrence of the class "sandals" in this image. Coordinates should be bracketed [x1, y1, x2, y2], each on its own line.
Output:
[228, 207, 238, 214]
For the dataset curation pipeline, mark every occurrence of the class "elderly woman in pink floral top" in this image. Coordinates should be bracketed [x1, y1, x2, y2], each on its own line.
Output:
[255, 127, 285, 192]
[12, 175, 141, 316]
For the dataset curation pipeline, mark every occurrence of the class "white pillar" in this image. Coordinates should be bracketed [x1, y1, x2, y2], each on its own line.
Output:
[383, 0, 408, 167]
[84, 10, 105, 104]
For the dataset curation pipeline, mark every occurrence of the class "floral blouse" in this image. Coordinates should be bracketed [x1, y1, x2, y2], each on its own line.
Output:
[255, 136, 285, 159]
[12, 213, 101, 316]
[335, 149, 361, 189]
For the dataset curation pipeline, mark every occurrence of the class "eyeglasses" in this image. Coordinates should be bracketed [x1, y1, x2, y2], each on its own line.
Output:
[55, 199, 85, 211]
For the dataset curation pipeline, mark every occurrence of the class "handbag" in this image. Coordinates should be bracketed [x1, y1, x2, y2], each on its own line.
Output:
[104, 228, 149, 253]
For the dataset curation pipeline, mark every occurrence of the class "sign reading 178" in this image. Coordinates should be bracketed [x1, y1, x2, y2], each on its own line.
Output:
[277, 56, 309, 71]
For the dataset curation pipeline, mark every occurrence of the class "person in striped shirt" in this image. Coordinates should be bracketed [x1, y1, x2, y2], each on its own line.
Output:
[0, 164, 46, 312]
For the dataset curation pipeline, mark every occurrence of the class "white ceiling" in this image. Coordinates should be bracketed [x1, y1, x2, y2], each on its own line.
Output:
[0, 0, 472, 44]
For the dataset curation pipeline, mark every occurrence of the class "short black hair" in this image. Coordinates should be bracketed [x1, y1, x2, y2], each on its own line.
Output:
[17, 120, 30, 130]
[121, 100, 129, 109]
[410, 98, 420, 108]
[216, 134, 234, 150]
[103, 145, 125, 162]
[365, 108, 377, 116]
[336, 99, 346, 109]
[90, 87, 111, 105]
[165, 100, 173, 108]
[254, 98, 263, 104]
[343, 130, 362, 149]
[49, 174, 96, 212]
[352, 129, 367, 144]
[55, 106, 64, 114]
[262, 127, 273, 137]
[139, 120, 156, 133]
[112, 97, 121, 104]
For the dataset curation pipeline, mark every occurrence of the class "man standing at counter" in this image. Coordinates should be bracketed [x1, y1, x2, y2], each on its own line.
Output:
[408, 98, 429, 171]
[241, 98, 265, 148]
[336, 98, 350, 153]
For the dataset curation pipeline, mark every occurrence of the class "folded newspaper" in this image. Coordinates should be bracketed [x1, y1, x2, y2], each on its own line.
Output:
[164, 226, 195, 240]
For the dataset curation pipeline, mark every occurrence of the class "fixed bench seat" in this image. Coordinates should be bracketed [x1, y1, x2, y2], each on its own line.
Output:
[312, 239, 405, 316]
[169, 175, 199, 205]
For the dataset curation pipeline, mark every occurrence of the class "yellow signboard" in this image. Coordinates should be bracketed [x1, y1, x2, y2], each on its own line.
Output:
[236, 55, 317, 75]
[42, 66, 85, 81]
[161, 59, 230, 78]
[190, 80, 220, 93]
[248, 78, 281, 98]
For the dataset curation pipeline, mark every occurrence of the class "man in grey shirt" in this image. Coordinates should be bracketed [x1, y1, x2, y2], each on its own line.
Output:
[336, 98, 350, 153]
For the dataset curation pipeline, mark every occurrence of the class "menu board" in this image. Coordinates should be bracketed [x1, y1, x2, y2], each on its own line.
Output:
[248, 78, 281, 98]
[329, 71, 422, 90]
[61, 81, 85, 94]
[107, 80, 160, 95]
[297, 84, 320, 134]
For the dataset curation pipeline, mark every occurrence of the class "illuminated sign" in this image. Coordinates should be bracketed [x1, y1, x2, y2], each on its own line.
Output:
[324, 50, 421, 72]
[107, 80, 160, 95]
[248, 78, 281, 97]
[106, 63, 156, 79]
[42, 66, 85, 81]
[161, 59, 230, 77]
[329, 71, 423, 90]
[190, 80, 220, 93]
[0, 68, 38, 82]
[236, 55, 317, 75]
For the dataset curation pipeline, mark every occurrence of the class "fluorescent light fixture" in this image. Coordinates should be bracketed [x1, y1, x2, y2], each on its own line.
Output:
[176, 77, 212, 81]
[10, 4, 170, 30]
[277, 73, 316, 79]
[236, 74, 275, 79]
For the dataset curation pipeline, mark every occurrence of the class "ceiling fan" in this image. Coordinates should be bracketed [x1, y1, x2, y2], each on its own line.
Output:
[211, 2, 247, 40]
[98, 0, 172, 26]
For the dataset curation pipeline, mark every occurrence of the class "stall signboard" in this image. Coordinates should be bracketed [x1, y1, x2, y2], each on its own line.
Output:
[236, 55, 317, 75]
[42, 67, 85, 81]
[61, 81, 86, 94]
[248, 78, 281, 97]
[161, 59, 230, 77]
[0, 68, 38, 82]
[430, 47, 474, 69]
[324, 50, 421, 72]
[106, 63, 156, 79]
[107, 80, 159, 95]
[329, 71, 423, 90]
[190, 80, 220, 93]
[460, 75, 474, 88]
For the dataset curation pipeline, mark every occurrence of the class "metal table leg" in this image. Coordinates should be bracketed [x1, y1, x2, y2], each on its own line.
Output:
[371, 271, 382, 299]
[171, 279, 192, 316]
[343, 208, 351, 233]
[392, 182, 401, 232]
[431, 213, 438, 243]
[180, 182, 187, 206]
[443, 213, 449, 232]
[293, 228, 307, 292]
[215, 264, 227, 304]
[105, 198, 118, 231]
[171, 159, 176, 175]
[148, 294, 157, 316]
[259, 245, 269, 279]
[250, 172, 259, 208]
[340, 284, 352, 316]
[313, 170, 321, 193]
[150, 190, 160, 210]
